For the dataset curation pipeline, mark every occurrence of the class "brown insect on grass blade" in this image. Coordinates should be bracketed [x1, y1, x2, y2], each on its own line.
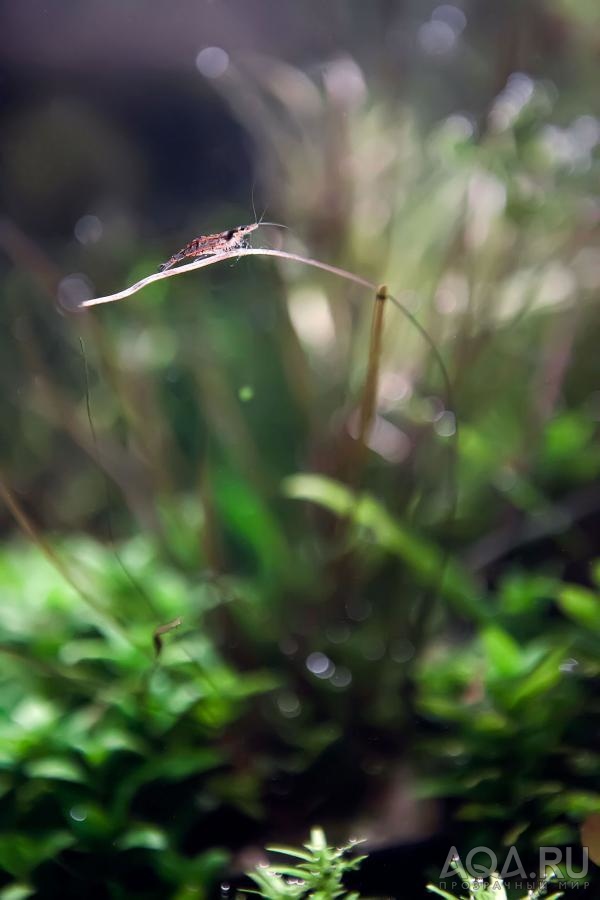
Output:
[78, 249, 462, 620]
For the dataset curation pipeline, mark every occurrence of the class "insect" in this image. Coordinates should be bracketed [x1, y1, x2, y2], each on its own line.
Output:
[157, 221, 284, 272]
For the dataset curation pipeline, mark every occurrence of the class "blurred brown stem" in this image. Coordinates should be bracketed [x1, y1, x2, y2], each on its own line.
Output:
[353, 283, 388, 479]
[0, 473, 140, 650]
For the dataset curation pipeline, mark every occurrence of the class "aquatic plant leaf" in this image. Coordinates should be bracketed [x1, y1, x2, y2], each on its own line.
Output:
[557, 585, 600, 633]
[283, 474, 483, 620]
[481, 626, 522, 678]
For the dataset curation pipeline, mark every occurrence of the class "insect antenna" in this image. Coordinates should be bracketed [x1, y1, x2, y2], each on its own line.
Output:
[249, 182, 287, 230]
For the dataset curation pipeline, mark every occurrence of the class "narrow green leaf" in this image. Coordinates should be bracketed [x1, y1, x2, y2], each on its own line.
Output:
[557, 585, 600, 633]
[266, 846, 313, 861]
[0, 886, 34, 900]
[24, 757, 86, 783]
[510, 646, 568, 706]
[307, 827, 326, 850]
[266, 866, 308, 879]
[283, 474, 484, 620]
[481, 626, 522, 678]
[117, 826, 168, 851]
[426, 886, 460, 899]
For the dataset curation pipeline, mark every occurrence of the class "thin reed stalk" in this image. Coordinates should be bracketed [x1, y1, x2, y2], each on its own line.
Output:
[353, 283, 388, 479]
[75, 248, 452, 413]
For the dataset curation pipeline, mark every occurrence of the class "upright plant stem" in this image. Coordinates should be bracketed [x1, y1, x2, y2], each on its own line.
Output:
[353, 283, 388, 480]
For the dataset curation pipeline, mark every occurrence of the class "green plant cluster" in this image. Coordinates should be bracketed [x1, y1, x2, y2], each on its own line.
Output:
[0, 536, 271, 896]
[245, 828, 365, 900]
[416, 564, 600, 850]
[242, 831, 565, 900]
[427, 856, 563, 900]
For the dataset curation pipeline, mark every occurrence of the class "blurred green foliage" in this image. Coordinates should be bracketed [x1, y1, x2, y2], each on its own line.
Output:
[416, 565, 600, 847]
